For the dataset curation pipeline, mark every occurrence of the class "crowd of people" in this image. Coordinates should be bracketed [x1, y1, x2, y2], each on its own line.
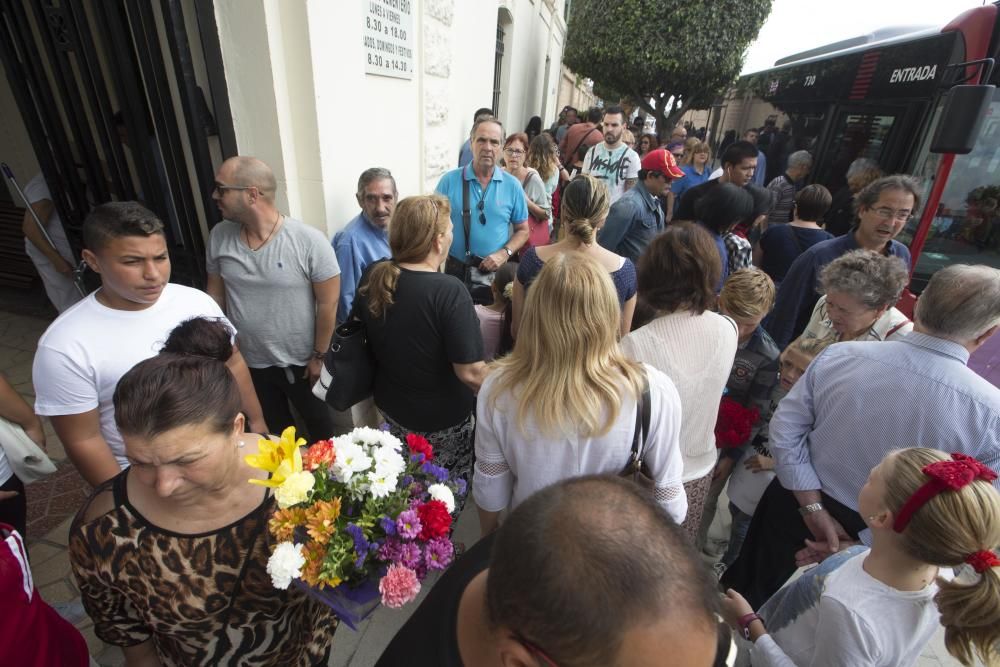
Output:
[2, 104, 1000, 667]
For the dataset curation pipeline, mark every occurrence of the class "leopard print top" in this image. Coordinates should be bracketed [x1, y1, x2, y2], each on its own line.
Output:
[69, 471, 336, 665]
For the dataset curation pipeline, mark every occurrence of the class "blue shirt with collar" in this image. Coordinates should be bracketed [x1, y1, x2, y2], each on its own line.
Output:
[332, 212, 390, 324]
[458, 140, 473, 168]
[596, 179, 663, 263]
[765, 232, 911, 348]
[435, 164, 528, 261]
[770, 331, 1000, 543]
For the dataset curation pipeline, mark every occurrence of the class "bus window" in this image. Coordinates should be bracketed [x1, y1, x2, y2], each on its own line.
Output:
[816, 112, 899, 192]
[900, 90, 1000, 293]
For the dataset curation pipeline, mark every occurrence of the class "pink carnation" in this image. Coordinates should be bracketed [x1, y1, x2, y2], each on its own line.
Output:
[379, 564, 421, 609]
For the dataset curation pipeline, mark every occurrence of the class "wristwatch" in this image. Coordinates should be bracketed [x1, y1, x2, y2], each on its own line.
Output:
[798, 502, 825, 517]
[738, 612, 762, 640]
[502, 246, 513, 258]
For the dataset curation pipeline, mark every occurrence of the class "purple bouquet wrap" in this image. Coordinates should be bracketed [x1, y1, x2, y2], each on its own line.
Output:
[294, 578, 382, 630]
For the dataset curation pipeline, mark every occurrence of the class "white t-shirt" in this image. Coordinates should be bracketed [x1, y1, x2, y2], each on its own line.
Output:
[746, 547, 942, 667]
[473, 363, 687, 523]
[33, 284, 231, 469]
[582, 143, 641, 203]
[22, 173, 73, 263]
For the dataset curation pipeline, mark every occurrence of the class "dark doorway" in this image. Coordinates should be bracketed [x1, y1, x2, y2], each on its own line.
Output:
[0, 0, 236, 288]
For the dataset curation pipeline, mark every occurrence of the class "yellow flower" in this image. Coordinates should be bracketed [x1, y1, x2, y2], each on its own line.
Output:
[269, 507, 307, 542]
[305, 498, 343, 545]
[301, 542, 342, 589]
[274, 470, 316, 509]
[246, 426, 306, 488]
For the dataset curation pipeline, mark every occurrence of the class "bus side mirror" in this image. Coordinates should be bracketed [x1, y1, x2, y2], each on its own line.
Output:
[930, 85, 995, 154]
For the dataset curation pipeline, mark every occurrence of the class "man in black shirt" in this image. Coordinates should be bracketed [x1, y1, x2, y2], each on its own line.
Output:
[675, 141, 760, 222]
[376, 476, 721, 666]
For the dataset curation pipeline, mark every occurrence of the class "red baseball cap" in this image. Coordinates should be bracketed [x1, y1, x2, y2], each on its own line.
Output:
[640, 149, 684, 179]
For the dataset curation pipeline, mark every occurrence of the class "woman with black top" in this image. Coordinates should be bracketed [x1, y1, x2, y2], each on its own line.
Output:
[754, 185, 834, 285]
[356, 194, 489, 492]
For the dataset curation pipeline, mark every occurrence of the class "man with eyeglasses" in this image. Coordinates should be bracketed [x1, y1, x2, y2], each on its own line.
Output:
[206, 156, 341, 441]
[375, 475, 722, 666]
[765, 175, 917, 349]
[435, 117, 528, 299]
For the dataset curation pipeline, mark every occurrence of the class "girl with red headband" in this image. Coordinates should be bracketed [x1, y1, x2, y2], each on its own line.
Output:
[721, 447, 1000, 666]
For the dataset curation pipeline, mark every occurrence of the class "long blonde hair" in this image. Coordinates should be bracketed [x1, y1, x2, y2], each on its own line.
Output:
[490, 253, 643, 437]
[884, 448, 1000, 666]
[360, 194, 451, 318]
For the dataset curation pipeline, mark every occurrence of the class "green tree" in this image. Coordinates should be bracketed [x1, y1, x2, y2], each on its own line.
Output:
[564, 0, 772, 138]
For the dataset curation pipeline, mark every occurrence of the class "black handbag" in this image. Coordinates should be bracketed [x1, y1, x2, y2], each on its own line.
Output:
[619, 371, 654, 491]
[312, 303, 375, 412]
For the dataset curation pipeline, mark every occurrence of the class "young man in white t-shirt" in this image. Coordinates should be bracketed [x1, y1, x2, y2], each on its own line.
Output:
[581, 105, 641, 203]
[32, 202, 267, 487]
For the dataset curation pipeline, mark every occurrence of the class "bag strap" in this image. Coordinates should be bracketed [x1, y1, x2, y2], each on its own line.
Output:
[884, 319, 911, 339]
[462, 169, 472, 259]
[568, 127, 599, 165]
[630, 369, 651, 466]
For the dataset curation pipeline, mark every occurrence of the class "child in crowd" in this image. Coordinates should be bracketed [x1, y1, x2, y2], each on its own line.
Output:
[475, 262, 517, 361]
[719, 335, 831, 569]
[699, 269, 779, 554]
[723, 448, 1000, 667]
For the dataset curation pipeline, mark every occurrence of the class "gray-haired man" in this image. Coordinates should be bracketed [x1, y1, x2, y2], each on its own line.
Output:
[766, 150, 813, 226]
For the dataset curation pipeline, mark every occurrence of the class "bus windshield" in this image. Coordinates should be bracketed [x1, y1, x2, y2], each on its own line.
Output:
[898, 89, 1000, 292]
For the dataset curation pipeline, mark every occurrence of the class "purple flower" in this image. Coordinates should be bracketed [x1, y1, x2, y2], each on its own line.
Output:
[379, 422, 392, 432]
[379, 538, 402, 561]
[409, 453, 426, 464]
[424, 537, 455, 571]
[421, 461, 449, 482]
[346, 522, 370, 560]
[398, 541, 422, 569]
[455, 478, 468, 496]
[380, 515, 397, 536]
[396, 509, 422, 540]
[401, 475, 414, 487]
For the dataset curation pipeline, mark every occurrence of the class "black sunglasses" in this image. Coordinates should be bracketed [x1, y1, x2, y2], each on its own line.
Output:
[477, 199, 486, 225]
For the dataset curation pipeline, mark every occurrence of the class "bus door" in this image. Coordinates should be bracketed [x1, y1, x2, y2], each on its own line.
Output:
[812, 103, 925, 193]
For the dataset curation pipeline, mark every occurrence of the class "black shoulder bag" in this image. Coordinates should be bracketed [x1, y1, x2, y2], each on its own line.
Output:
[312, 297, 375, 412]
[619, 371, 654, 491]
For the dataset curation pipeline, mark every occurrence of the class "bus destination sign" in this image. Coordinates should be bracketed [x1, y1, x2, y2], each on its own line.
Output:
[364, 0, 414, 80]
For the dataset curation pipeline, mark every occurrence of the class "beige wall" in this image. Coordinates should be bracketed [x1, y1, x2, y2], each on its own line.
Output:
[0, 70, 38, 203]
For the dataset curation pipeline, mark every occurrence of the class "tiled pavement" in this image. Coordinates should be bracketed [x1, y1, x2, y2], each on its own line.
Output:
[0, 286, 969, 666]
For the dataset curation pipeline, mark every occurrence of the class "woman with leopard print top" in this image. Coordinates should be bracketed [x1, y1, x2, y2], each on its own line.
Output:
[69, 318, 336, 665]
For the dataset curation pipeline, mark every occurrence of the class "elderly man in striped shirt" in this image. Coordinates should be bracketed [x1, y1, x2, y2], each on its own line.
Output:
[722, 264, 1000, 608]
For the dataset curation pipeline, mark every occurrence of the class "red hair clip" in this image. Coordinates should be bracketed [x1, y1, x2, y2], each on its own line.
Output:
[892, 453, 997, 533]
[966, 550, 1000, 574]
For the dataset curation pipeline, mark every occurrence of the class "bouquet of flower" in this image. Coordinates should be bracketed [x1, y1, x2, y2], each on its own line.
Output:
[714, 397, 760, 449]
[246, 426, 467, 628]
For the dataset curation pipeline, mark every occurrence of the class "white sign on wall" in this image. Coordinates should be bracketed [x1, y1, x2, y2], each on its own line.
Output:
[363, 0, 414, 80]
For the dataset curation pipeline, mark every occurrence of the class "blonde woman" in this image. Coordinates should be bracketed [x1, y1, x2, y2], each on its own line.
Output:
[474, 253, 686, 536]
[512, 174, 637, 337]
[622, 223, 738, 543]
[356, 194, 489, 489]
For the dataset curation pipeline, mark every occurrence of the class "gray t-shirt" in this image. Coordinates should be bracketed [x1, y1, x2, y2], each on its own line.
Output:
[207, 217, 340, 367]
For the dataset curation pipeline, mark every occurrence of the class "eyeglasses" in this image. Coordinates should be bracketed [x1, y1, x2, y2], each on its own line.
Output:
[871, 207, 912, 222]
[477, 199, 487, 225]
[214, 182, 253, 194]
[503, 148, 525, 156]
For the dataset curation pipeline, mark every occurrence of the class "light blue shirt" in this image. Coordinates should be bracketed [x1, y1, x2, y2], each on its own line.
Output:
[332, 213, 390, 324]
[752, 148, 767, 187]
[435, 165, 528, 261]
[458, 140, 473, 168]
[770, 332, 1000, 522]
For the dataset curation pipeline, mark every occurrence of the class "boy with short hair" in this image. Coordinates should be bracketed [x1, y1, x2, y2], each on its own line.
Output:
[32, 201, 266, 487]
[698, 268, 780, 554]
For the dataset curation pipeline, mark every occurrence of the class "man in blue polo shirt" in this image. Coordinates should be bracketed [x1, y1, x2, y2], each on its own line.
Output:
[436, 116, 528, 293]
[765, 175, 918, 348]
[333, 167, 395, 324]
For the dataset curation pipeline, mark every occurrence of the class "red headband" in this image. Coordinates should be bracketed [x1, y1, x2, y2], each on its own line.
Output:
[892, 453, 997, 533]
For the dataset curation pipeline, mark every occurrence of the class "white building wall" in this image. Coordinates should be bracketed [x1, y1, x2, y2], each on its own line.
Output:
[215, 0, 563, 238]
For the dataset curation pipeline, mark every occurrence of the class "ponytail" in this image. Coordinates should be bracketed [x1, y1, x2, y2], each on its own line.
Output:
[361, 261, 401, 319]
[560, 174, 609, 246]
[884, 448, 1000, 666]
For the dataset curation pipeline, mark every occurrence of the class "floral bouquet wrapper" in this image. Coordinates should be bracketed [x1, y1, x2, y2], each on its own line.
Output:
[293, 578, 381, 630]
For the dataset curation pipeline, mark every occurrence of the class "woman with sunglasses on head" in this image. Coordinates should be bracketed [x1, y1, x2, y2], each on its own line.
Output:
[503, 132, 551, 254]
[722, 448, 1000, 667]
[511, 174, 637, 338]
[355, 195, 489, 497]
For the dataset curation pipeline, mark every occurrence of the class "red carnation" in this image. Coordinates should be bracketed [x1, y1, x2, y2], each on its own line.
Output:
[406, 434, 434, 462]
[416, 500, 451, 541]
[302, 439, 335, 471]
[714, 397, 760, 449]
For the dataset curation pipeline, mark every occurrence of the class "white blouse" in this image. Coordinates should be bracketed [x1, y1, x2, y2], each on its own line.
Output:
[473, 363, 687, 524]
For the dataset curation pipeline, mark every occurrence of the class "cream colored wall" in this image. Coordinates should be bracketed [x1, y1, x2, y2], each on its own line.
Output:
[0, 69, 38, 203]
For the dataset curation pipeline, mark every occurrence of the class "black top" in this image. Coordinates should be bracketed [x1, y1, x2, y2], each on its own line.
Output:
[758, 225, 833, 283]
[823, 186, 856, 237]
[375, 534, 495, 667]
[357, 265, 484, 432]
[674, 178, 720, 221]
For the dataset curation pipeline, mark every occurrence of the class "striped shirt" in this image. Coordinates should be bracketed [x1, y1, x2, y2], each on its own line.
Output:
[770, 332, 1000, 513]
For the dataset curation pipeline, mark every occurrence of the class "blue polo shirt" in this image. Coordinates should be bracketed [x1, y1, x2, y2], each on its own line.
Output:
[435, 165, 528, 261]
[332, 212, 390, 324]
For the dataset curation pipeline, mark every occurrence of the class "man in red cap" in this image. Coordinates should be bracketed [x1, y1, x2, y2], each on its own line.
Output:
[597, 148, 684, 262]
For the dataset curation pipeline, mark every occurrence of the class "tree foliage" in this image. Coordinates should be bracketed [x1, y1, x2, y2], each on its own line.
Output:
[564, 0, 772, 136]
